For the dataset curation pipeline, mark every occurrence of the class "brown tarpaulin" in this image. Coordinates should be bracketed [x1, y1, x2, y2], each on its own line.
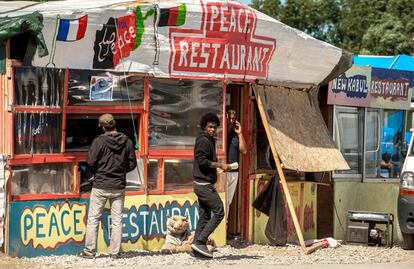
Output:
[254, 84, 349, 172]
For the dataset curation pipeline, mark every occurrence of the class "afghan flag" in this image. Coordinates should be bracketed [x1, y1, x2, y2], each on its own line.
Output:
[157, 3, 186, 27]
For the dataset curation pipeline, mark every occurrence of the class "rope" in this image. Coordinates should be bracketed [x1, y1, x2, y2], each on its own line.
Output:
[46, 14, 59, 68]
[114, 16, 139, 151]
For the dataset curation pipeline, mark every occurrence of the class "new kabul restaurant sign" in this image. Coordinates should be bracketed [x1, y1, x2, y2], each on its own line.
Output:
[328, 66, 414, 109]
[8, 194, 219, 257]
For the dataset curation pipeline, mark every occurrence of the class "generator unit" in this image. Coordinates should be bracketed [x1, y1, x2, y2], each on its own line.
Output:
[346, 210, 394, 247]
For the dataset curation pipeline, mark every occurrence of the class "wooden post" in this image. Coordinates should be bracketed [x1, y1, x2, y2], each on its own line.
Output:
[254, 87, 307, 253]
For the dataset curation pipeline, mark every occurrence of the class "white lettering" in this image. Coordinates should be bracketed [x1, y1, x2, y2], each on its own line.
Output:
[179, 41, 189, 67]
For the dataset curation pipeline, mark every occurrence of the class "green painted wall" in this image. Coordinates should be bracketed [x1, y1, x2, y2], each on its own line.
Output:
[333, 180, 400, 242]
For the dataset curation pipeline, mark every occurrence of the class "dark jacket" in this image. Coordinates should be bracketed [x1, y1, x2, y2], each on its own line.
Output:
[193, 132, 217, 184]
[87, 132, 137, 190]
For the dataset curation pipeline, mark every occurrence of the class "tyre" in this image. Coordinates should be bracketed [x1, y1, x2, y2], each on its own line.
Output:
[401, 232, 414, 250]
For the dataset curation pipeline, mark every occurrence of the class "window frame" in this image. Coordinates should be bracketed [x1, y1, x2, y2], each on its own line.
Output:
[146, 78, 227, 194]
[10, 64, 147, 200]
[332, 104, 406, 183]
[10, 64, 227, 198]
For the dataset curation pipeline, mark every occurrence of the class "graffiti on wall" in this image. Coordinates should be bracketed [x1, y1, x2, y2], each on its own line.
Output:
[253, 180, 317, 244]
[20, 202, 87, 249]
[101, 200, 198, 244]
[8, 194, 226, 257]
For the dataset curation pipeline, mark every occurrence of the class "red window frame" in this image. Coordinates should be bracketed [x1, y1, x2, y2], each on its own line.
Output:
[9, 65, 147, 200]
[146, 79, 227, 194]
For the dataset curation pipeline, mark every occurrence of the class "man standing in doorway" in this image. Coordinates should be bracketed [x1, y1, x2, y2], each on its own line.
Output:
[226, 109, 247, 226]
[78, 114, 137, 259]
[192, 113, 231, 258]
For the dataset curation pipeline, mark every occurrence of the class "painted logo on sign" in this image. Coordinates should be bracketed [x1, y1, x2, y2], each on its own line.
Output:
[101, 200, 197, 244]
[330, 73, 369, 98]
[169, 1, 276, 80]
[20, 202, 87, 249]
[370, 77, 410, 100]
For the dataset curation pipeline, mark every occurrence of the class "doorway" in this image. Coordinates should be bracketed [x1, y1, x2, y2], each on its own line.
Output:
[226, 84, 250, 240]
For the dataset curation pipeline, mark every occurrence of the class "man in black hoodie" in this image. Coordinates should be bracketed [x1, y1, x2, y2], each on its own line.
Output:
[191, 113, 230, 258]
[79, 114, 137, 259]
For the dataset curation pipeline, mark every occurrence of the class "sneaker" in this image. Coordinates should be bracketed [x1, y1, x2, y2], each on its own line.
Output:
[109, 253, 122, 260]
[191, 243, 213, 258]
[190, 250, 211, 259]
[77, 250, 95, 259]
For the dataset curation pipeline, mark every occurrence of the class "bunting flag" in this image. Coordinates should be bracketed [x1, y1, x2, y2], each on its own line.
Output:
[56, 15, 88, 41]
[114, 13, 136, 66]
[157, 3, 186, 27]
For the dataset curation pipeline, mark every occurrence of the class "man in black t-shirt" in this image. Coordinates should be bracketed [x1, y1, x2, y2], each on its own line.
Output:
[226, 109, 247, 218]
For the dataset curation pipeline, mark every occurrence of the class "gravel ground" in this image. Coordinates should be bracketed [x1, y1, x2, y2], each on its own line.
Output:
[8, 243, 413, 269]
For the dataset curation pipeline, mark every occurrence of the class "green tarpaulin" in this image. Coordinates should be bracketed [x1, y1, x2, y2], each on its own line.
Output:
[0, 11, 48, 73]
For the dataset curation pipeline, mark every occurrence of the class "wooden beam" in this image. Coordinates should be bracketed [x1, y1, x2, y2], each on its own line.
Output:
[253, 87, 307, 253]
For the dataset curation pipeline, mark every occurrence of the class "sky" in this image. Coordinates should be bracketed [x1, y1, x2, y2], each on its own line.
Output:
[238, 0, 252, 5]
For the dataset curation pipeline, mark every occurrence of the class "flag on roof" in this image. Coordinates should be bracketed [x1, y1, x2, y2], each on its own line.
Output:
[157, 3, 186, 27]
[56, 15, 88, 41]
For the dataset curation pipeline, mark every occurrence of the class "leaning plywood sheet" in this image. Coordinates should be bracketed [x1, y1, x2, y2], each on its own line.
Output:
[254, 84, 349, 172]
[0, 0, 351, 86]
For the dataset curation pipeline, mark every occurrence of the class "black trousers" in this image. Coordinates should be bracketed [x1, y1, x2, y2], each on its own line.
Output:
[194, 183, 225, 244]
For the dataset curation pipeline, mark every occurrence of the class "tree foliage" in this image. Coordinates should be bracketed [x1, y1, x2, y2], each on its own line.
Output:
[251, 0, 413, 55]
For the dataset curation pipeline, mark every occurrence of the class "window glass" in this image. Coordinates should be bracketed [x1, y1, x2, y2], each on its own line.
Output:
[65, 114, 139, 152]
[365, 109, 381, 177]
[11, 163, 74, 195]
[149, 79, 224, 149]
[79, 162, 93, 193]
[334, 106, 363, 174]
[14, 112, 62, 155]
[126, 160, 144, 191]
[374, 110, 404, 179]
[68, 70, 144, 106]
[14, 66, 64, 107]
[164, 159, 193, 191]
[147, 159, 159, 191]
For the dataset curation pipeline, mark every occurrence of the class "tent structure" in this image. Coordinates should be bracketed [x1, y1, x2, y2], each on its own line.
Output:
[0, 0, 351, 87]
[0, 0, 352, 256]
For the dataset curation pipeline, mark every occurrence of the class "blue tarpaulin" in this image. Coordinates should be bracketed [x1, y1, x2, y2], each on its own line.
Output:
[353, 55, 414, 71]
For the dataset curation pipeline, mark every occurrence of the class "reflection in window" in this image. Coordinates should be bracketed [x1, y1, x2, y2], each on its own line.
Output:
[68, 70, 144, 106]
[14, 66, 64, 107]
[374, 110, 404, 179]
[149, 79, 224, 149]
[65, 114, 139, 152]
[334, 106, 363, 174]
[164, 159, 193, 191]
[11, 163, 74, 195]
[14, 112, 62, 155]
[147, 159, 159, 191]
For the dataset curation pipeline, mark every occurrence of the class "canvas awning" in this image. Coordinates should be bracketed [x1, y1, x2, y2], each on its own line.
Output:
[0, 0, 352, 86]
[254, 84, 350, 172]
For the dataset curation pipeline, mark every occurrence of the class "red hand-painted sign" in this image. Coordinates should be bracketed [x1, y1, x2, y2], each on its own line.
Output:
[169, 1, 276, 80]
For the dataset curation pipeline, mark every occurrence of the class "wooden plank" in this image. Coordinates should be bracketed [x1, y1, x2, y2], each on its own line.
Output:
[304, 241, 328, 254]
[254, 87, 307, 252]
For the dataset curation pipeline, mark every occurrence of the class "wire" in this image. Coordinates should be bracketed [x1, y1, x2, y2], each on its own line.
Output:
[333, 201, 346, 234]
[114, 16, 139, 151]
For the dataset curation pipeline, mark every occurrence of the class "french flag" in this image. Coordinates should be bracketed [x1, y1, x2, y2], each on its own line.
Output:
[56, 15, 88, 41]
